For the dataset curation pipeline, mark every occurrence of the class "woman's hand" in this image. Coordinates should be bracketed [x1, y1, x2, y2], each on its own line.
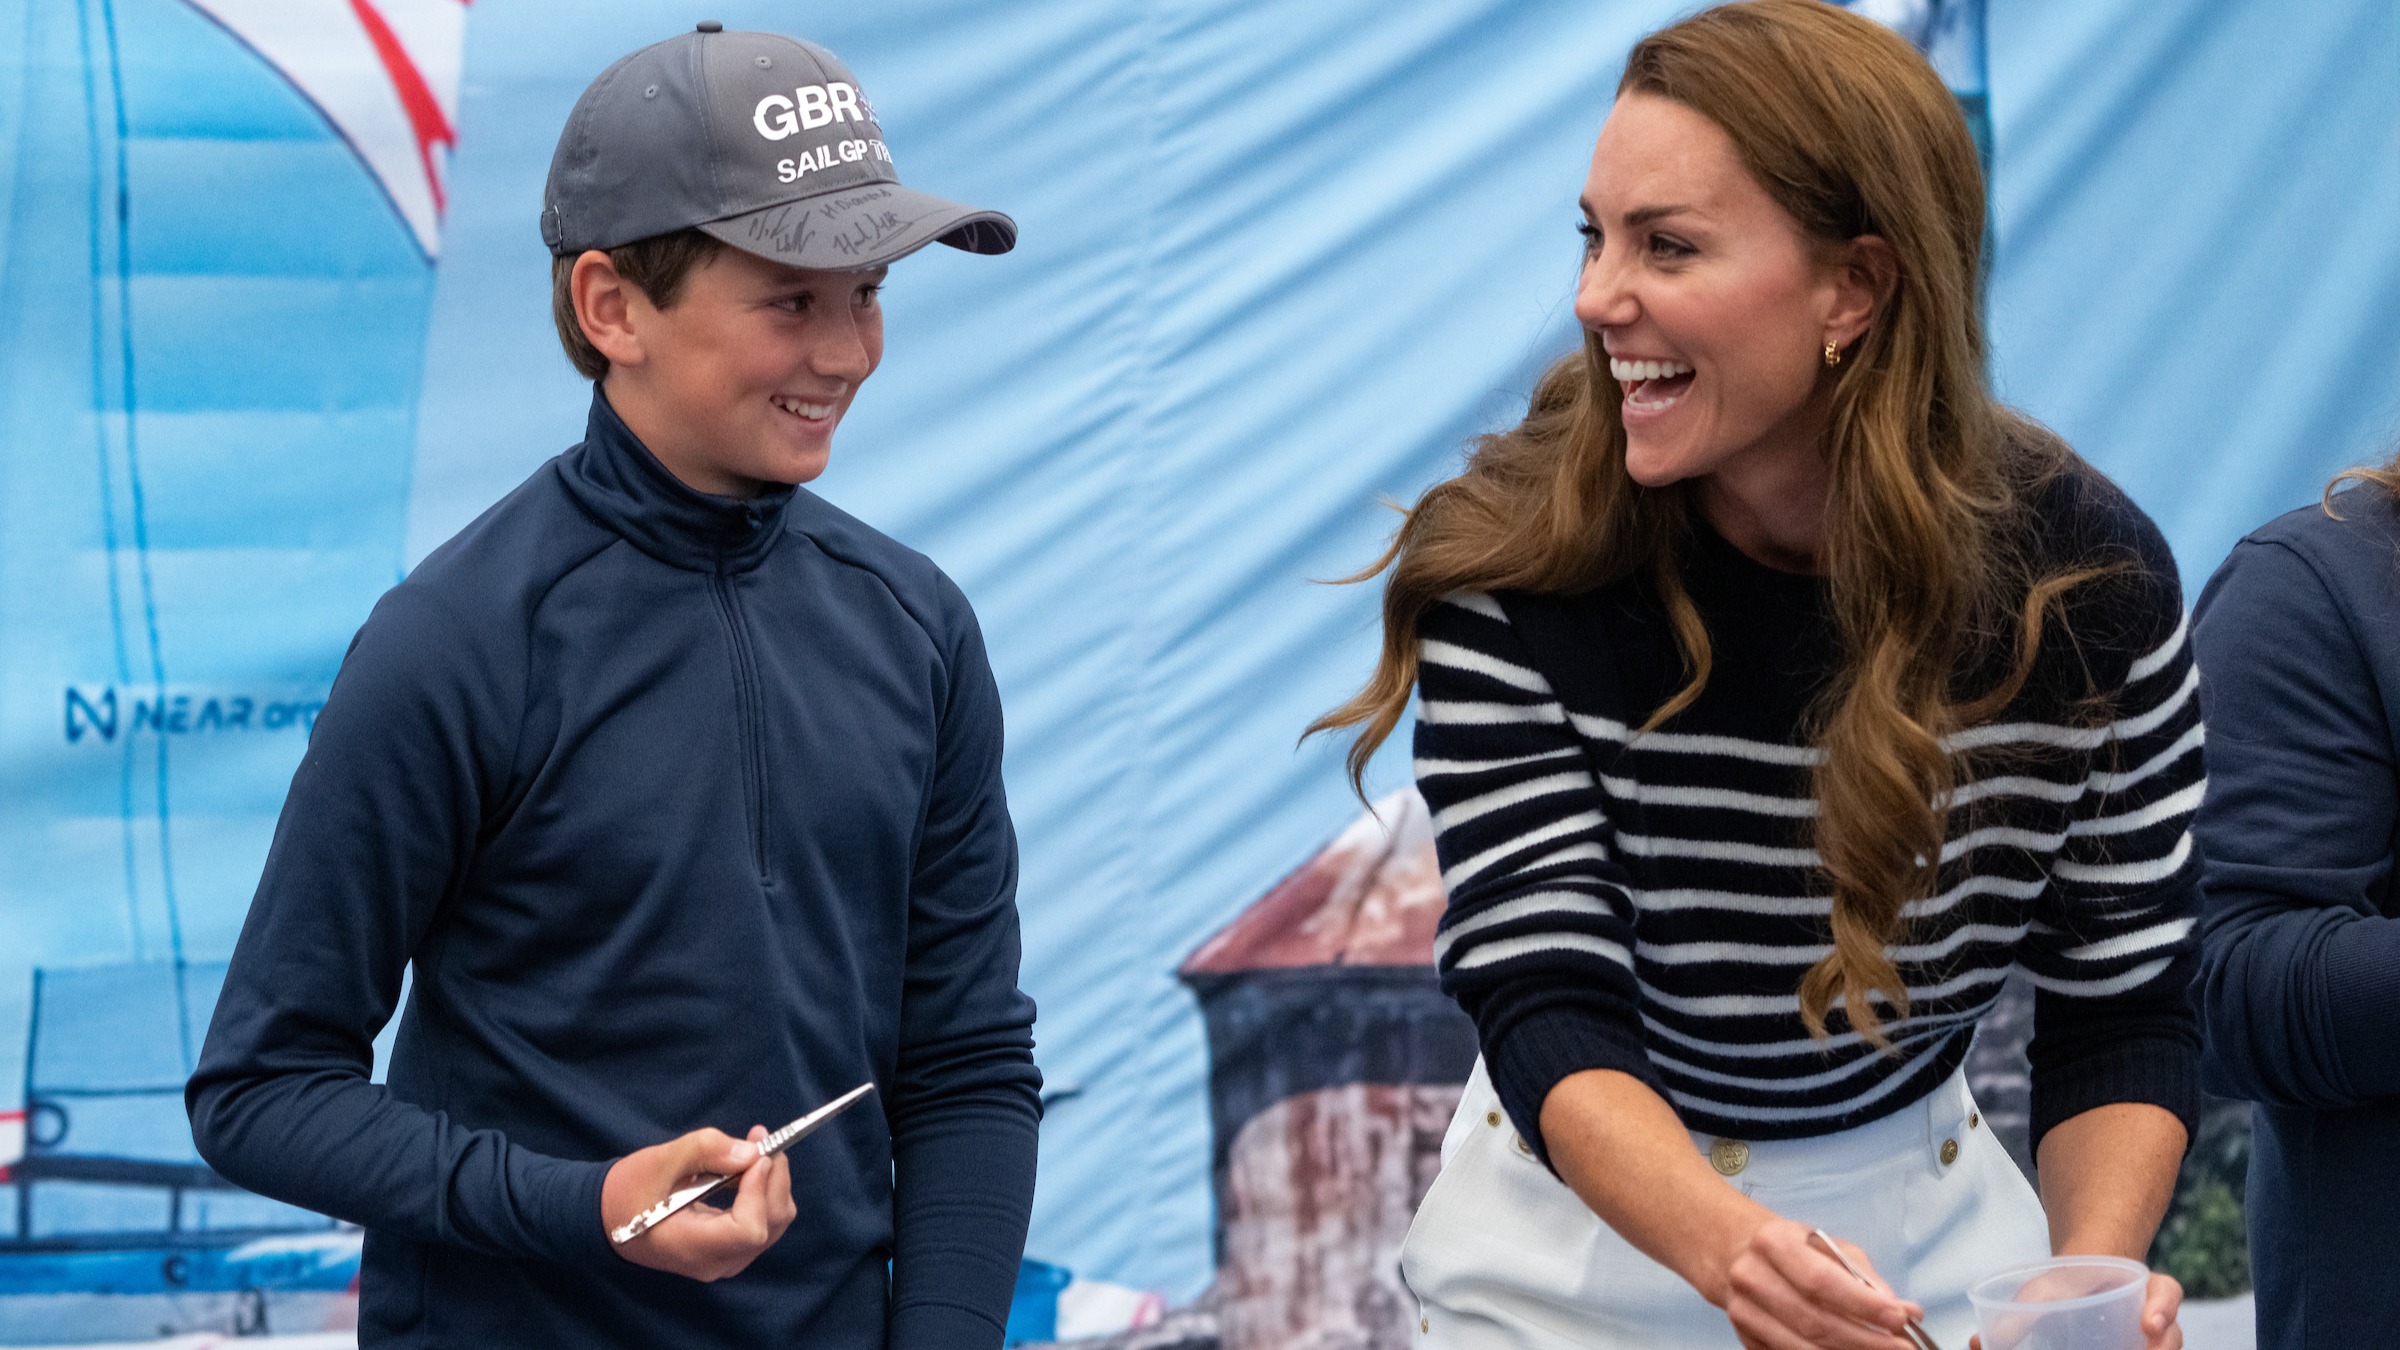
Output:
[1718, 1217, 1922, 1350]
[1542, 1071, 1924, 1350]
[2132, 1272, 2184, 1349]
[1968, 1270, 2182, 1350]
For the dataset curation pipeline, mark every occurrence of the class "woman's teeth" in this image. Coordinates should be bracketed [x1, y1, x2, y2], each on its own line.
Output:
[1607, 358, 1694, 382]
[772, 396, 834, 419]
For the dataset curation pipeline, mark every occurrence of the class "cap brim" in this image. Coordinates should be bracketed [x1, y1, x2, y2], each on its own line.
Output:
[698, 182, 1015, 271]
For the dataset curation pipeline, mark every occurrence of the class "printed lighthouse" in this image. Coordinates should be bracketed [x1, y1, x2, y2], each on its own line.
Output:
[1179, 791, 1477, 1350]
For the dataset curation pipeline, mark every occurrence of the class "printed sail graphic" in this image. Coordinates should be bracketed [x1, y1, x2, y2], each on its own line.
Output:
[182, 0, 470, 258]
[0, 0, 467, 1337]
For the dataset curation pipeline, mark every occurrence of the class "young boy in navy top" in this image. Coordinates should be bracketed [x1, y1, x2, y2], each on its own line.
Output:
[187, 25, 1040, 1347]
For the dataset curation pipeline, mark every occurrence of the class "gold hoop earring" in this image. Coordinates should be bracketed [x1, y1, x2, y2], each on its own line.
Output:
[1823, 340, 1841, 368]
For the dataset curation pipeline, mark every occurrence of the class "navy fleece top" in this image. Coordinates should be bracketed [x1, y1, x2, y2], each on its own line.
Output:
[187, 391, 1041, 1348]
[2193, 488, 2400, 1346]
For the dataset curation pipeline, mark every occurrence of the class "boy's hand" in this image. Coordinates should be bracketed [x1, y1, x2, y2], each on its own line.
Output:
[603, 1124, 796, 1281]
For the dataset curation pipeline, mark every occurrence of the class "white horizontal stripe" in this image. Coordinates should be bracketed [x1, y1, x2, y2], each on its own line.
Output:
[1953, 731, 2204, 809]
[1593, 764, 2168, 817]
[2065, 779, 2205, 838]
[1943, 668, 2196, 754]
[1568, 711, 1633, 741]
[1949, 773, 2085, 808]
[1665, 1050, 1948, 1123]
[1433, 890, 1626, 966]
[1638, 887, 1825, 917]
[1571, 712, 1825, 765]
[1417, 698, 1566, 726]
[1907, 873, 2051, 918]
[1443, 591, 1507, 621]
[1638, 964, 2009, 1019]
[1419, 639, 1554, 694]
[2021, 955, 2175, 998]
[1639, 999, 1992, 1060]
[1632, 873, 2048, 923]
[1639, 937, 1828, 967]
[1415, 747, 1581, 780]
[1890, 922, 2032, 963]
[1636, 921, 2030, 970]
[1618, 833, 1817, 867]
[1941, 823, 2068, 861]
[2060, 917, 2194, 963]
[2089, 723, 2204, 794]
[1433, 771, 1598, 833]
[2051, 831, 2192, 886]
[2125, 613, 2188, 684]
[1944, 719, 2107, 752]
[1442, 817, 1607, 890]
[2108, 666, 2200, 743]
[1601, 775, 1818, 817]
[1452, 930, 1632, 972]
[1647, 1025, 1959, 1093]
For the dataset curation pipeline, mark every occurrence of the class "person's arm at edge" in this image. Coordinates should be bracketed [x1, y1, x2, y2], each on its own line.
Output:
[2192, 534, 2400, 1109]
[886, 579, 1042, 1350]
[184, 583, 620, 1268]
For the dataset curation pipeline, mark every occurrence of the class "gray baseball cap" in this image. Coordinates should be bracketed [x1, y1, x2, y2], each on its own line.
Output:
[541, 22, 1015, 270]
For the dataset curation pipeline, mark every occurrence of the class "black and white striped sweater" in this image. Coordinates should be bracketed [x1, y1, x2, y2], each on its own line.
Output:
[1414, 466, 2202, 1160]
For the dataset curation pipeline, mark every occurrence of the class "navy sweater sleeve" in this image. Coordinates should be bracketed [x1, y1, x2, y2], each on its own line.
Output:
[185, 582, 618, 1268]
[1411, 593, 1653, 1164]
[2194, 530, 2400, 1108]
[886, 577, 1043, 1349]
[2022, 523, 2204, 1150]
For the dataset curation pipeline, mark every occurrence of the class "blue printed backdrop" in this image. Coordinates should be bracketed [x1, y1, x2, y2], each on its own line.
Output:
[1, 0, 2395, 1308]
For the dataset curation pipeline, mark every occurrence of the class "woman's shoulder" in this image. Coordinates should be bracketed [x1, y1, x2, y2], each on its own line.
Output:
[2015, 451, 2178, 589]
[2006, 454, 2185, 677]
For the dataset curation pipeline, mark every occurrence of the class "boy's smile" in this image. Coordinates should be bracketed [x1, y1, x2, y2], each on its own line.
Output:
[594, 247, 887, 498]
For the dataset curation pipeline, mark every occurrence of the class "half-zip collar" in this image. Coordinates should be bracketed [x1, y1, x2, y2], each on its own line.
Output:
[558, 387, 796, 573]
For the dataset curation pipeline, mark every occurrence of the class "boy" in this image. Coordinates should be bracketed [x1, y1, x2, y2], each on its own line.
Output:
[187, 25, 1040, 1348]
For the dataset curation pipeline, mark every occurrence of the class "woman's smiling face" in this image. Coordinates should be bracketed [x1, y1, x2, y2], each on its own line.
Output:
[1574, 92, 1863, 493]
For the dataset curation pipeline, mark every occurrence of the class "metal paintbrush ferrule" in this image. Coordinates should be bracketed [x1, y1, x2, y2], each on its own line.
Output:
[1810, 1226, 1943, 1350]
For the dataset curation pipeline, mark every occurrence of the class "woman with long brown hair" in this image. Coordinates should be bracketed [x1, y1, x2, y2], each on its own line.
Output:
[1319, 4, 2195, 1346]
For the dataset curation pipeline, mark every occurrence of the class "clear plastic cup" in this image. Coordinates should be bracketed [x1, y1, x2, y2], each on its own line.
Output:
[1967, 1255, 2149, 1349]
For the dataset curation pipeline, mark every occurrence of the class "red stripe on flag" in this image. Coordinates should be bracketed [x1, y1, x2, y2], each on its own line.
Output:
[349, 0, 458, 214]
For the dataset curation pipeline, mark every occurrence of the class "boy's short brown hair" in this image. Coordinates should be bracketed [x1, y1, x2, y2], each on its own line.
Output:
[550, 229, 729, 380]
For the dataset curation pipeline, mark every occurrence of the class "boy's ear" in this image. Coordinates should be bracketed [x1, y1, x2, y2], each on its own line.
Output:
[572, 250, 648, 370]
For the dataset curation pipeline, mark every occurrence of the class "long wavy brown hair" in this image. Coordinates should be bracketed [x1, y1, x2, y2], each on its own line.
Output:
[1314, 0, 2099, 1045]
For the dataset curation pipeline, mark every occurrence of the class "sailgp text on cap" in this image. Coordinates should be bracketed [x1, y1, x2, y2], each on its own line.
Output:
[540, 25, 1014, 271]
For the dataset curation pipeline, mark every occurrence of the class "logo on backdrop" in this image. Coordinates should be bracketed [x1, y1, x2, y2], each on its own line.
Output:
[181, 0, 469, 258]
[63, 686, 330, 744]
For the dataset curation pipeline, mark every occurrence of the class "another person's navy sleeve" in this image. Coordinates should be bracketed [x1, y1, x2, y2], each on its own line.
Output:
[2194, 534, 2400, 1108]
[885, 577, 1044, 1348]
[184, 583, 619, 1266]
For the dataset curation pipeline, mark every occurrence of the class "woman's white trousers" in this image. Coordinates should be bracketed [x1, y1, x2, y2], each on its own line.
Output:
[1399, 1058, 2050, 1348]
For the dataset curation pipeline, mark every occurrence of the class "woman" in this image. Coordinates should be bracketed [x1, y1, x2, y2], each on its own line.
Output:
[2193, 459, 2400, 1347]
[1315, 4, 2193, 1347]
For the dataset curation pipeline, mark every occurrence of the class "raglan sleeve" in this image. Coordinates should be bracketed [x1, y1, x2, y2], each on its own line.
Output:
[185, 582, 619, 1268]
[1415, 592, 1651, 1164]
[2019, 547, 2204, 1152]
[886, 575, 1043, 1350]
[2193, 535, 2400, 1109]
